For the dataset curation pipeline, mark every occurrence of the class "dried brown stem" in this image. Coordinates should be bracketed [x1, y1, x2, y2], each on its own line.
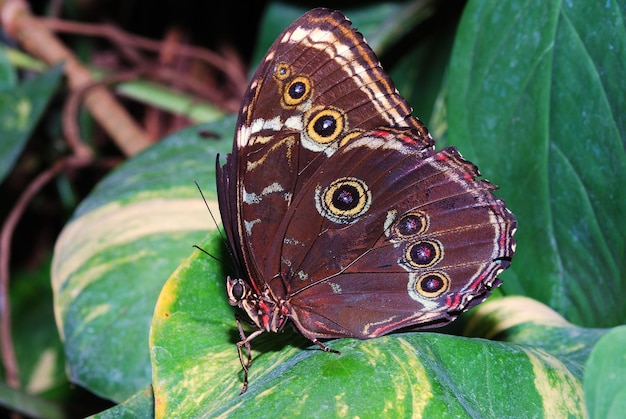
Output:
[63, 68, 150, 155]
[40, 17, 248, 97]
[1, 0, 152, 156]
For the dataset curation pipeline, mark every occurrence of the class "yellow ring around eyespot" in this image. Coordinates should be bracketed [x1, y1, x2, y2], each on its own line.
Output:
[323, 178, 370, 217]
[415, 272, 450, 298]
[339, 130, 364, 147]
[306, 108, 345, 144]
[404, 239, 443, 268]
[274, 62, 291, 80]
[283, 76, 312, 106]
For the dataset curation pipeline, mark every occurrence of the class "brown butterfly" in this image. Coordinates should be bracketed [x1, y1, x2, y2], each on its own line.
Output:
[216, 8, 516, 393]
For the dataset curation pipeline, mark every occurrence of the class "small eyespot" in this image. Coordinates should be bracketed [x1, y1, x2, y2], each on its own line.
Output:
[274, 63, 291, 80]
[404, 240, 443, 268]
[414, 272, 450, 298]
[315, 177, 372, 224]
[306, 107, 345, 144]
[283, 76, 311, 106]
[394, 211, 429, 238]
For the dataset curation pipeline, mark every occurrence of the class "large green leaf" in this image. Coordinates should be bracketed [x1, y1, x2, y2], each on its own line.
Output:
[447, 0, 626, 327]
[51, 117, 235, 401]
[150, 237, 593, 418]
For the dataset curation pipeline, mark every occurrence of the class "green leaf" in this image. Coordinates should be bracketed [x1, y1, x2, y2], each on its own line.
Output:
[51, 117, 235, 401]
[584, 325, 626, 419]
[151, 242, 588, 418]
[0, 63, 63, 182]
[0, 46, 17, 86]
[466, 296, 608, 379]
[250, 3, 308, 67]
[0, 381, 64, 419]
[389, 4, 460, 129]
[447, 0, 626, 327]
[90, 386, 155, 418]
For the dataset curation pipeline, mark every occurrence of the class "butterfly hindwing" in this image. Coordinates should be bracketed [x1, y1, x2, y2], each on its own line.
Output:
[263, 130, 515, 339]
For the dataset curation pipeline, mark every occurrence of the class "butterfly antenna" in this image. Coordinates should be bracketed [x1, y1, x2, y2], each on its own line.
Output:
[193, 180, 240, 276]
[194, 180, 224, 238]
[192, 244, 223, 263]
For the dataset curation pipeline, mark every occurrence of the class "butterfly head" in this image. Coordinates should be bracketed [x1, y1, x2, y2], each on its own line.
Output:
[226, 277, 289, 333]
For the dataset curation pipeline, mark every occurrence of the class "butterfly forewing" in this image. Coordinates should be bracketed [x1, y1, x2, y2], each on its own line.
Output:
[221, 9, 435, 294]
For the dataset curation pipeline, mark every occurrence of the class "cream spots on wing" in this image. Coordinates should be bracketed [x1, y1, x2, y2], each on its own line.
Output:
[284, 115, 303, 130]
[262, 116, 282, 131]
[284, 237, 305, 246]
[280, 31, 292, 44]
[236, 125, 251, 147]
[242, 183, 287, 204]
[242, 188, 261, 204]
[244, 219, 261, 235]
[333, 41, 353, 59]
[249, 119, 265, 135]
[329, 282, 342, 294]
[248, 116, 301, 144]
[383, 209, 398, 238]
[250, 116, 283, 134]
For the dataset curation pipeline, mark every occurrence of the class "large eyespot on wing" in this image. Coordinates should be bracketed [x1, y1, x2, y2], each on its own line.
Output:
[315, 176, 372, 224]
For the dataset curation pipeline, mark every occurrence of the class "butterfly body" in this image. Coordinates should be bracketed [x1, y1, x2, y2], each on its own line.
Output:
[216, 8, 516, 392]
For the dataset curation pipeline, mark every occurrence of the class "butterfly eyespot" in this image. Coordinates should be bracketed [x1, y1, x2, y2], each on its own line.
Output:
[306, 107, 345, 144]
[283, 76, 312, 106]
[404, 239, 443, 268]
[413, 272, 450, 299]
[274, 62, 292, 80]
[394, 211, 429, 238]
[315, 177, 372, 224]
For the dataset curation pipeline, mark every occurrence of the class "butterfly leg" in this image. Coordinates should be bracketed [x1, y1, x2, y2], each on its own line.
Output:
[235, 317, 263, 394]
[312, 338, 341, 355]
